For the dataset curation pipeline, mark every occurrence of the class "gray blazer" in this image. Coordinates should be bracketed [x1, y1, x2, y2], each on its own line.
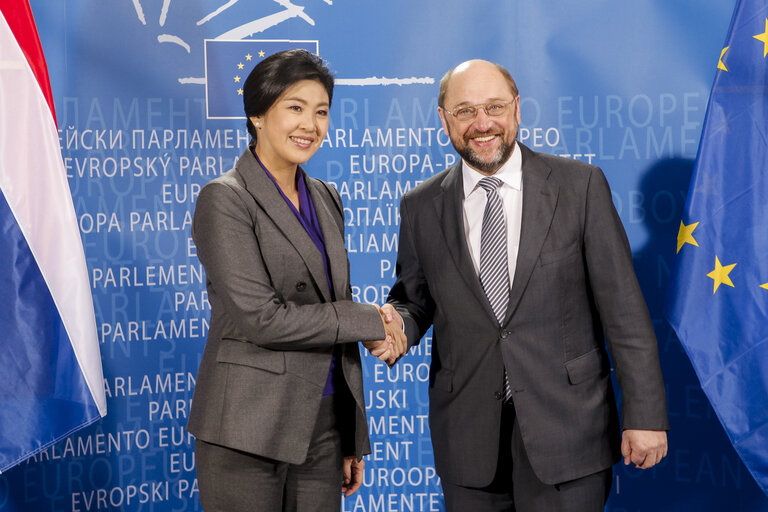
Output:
[187, 148, 385, 464]
[389, 143, 669, 487]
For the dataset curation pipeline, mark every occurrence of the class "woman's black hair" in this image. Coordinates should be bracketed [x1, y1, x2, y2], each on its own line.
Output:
[243, 49, 334, 141]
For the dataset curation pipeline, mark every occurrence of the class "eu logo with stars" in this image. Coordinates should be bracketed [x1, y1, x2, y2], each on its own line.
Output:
[204, 39, 319, 119]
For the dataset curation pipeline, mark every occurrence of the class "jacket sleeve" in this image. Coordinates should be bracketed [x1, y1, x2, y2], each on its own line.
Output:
[192, 180, 385, 350]
[583, 167, 670, 431]
[387, 195, 436, 349]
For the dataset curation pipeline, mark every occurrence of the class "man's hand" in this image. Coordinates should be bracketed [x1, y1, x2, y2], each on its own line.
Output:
[621, 429, 668, 469]
[380, 304, 406, 364]
[342, 456, 364, 497]
[362, 304, 407, 366]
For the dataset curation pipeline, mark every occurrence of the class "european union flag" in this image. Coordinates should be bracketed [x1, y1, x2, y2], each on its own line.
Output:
[666, 0, 768, 496]
[204, 39, 319, 119]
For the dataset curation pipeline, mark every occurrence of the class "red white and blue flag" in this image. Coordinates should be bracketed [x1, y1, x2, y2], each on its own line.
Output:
[0, 1, 106, 473]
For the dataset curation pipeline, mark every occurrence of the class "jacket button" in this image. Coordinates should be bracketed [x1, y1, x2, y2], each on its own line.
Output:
[500, 330, 509, 339]
[296, 281, 307, 291]
[494, 391, 503, 400]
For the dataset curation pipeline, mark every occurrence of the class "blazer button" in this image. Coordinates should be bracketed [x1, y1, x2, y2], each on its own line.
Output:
[296, 281, 307, 291]
[494, 391, 503, 400]
[500, 330, 509, 339]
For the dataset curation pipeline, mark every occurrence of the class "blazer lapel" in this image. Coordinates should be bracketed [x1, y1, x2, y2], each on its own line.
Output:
[433, 164, 500, 324]
[236, 149, 333, 302]
[306, 177, 348, 301]
[504, 145, 559, 324]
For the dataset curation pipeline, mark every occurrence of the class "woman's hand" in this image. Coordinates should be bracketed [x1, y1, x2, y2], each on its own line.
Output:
[342, 456, 364, 497]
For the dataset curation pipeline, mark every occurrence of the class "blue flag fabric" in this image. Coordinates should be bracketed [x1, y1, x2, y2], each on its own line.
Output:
[665, 0, 768, 496]
[205, 39, 319, 119]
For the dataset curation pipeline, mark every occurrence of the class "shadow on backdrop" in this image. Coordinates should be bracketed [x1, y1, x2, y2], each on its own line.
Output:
[607, 158, 768, 511]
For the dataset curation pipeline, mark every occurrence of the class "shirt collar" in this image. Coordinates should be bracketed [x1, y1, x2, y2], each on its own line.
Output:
[462, 142, 523, 199]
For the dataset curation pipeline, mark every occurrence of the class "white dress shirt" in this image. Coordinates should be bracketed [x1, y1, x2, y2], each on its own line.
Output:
[461, 143, 524, 287]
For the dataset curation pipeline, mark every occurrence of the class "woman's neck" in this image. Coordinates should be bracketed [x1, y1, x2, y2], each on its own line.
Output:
[269, 165, 298, 195]
[253, 148, 300, 209]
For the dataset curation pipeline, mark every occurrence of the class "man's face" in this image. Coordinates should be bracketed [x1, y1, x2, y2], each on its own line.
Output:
[438, 61, 521, 175]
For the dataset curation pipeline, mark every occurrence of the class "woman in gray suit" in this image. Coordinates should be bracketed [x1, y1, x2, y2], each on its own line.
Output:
[187, 49, 402, 512]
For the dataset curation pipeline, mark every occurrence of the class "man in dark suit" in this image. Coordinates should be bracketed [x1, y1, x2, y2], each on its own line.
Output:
[382, 59, 669, 511]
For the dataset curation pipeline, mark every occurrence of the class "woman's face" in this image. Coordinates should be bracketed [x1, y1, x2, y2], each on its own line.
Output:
[251, 79, 330, 173]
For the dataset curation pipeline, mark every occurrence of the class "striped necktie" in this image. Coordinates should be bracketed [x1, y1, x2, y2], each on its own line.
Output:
[477, 176, 513, 402]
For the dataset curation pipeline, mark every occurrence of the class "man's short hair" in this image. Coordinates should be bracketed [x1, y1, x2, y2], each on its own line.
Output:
[438, 61, 519, 108]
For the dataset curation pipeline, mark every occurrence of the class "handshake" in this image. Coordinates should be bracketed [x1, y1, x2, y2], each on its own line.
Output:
[363, 304, 408, 366]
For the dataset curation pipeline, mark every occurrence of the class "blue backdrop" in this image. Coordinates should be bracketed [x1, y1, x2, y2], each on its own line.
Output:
[2, 1, 766, 510]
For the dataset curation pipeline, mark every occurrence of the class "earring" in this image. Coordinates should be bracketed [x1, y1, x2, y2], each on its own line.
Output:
[254, 121, 260, 127]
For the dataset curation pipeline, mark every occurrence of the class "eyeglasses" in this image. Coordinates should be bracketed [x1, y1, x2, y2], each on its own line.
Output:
[442, 100, 516, 121]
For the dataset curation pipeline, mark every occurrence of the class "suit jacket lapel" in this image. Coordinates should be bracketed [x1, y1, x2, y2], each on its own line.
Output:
[236, 149, 333, 302]
[434, 164, 500, 324]
[504, 144, 559, 324]
[306, 177, 348, 301]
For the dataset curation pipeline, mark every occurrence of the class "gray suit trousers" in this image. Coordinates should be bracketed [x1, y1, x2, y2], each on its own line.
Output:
[196, 394, 345, 512]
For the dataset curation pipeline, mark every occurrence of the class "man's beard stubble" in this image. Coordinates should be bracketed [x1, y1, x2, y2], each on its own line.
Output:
[450, 128, 516, 175]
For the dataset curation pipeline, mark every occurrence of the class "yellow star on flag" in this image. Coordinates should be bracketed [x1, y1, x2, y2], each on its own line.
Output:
[761, 283, 768, 290]
[259, 50, 265, 57]
[245, 53, 252, 61]
[718, 46, 729, 71]
[234, 76, 241, 83]
[677, 221, 699, 253]
[754, 18, 768, 57]
[707, 256, 737, 294]
[237, 62, 244, 69]
[237, 88, 243, 95]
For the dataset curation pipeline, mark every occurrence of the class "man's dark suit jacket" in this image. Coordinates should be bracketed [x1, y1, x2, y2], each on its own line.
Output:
[388, 143, 669, 487]
[187, 148, 385, 464]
